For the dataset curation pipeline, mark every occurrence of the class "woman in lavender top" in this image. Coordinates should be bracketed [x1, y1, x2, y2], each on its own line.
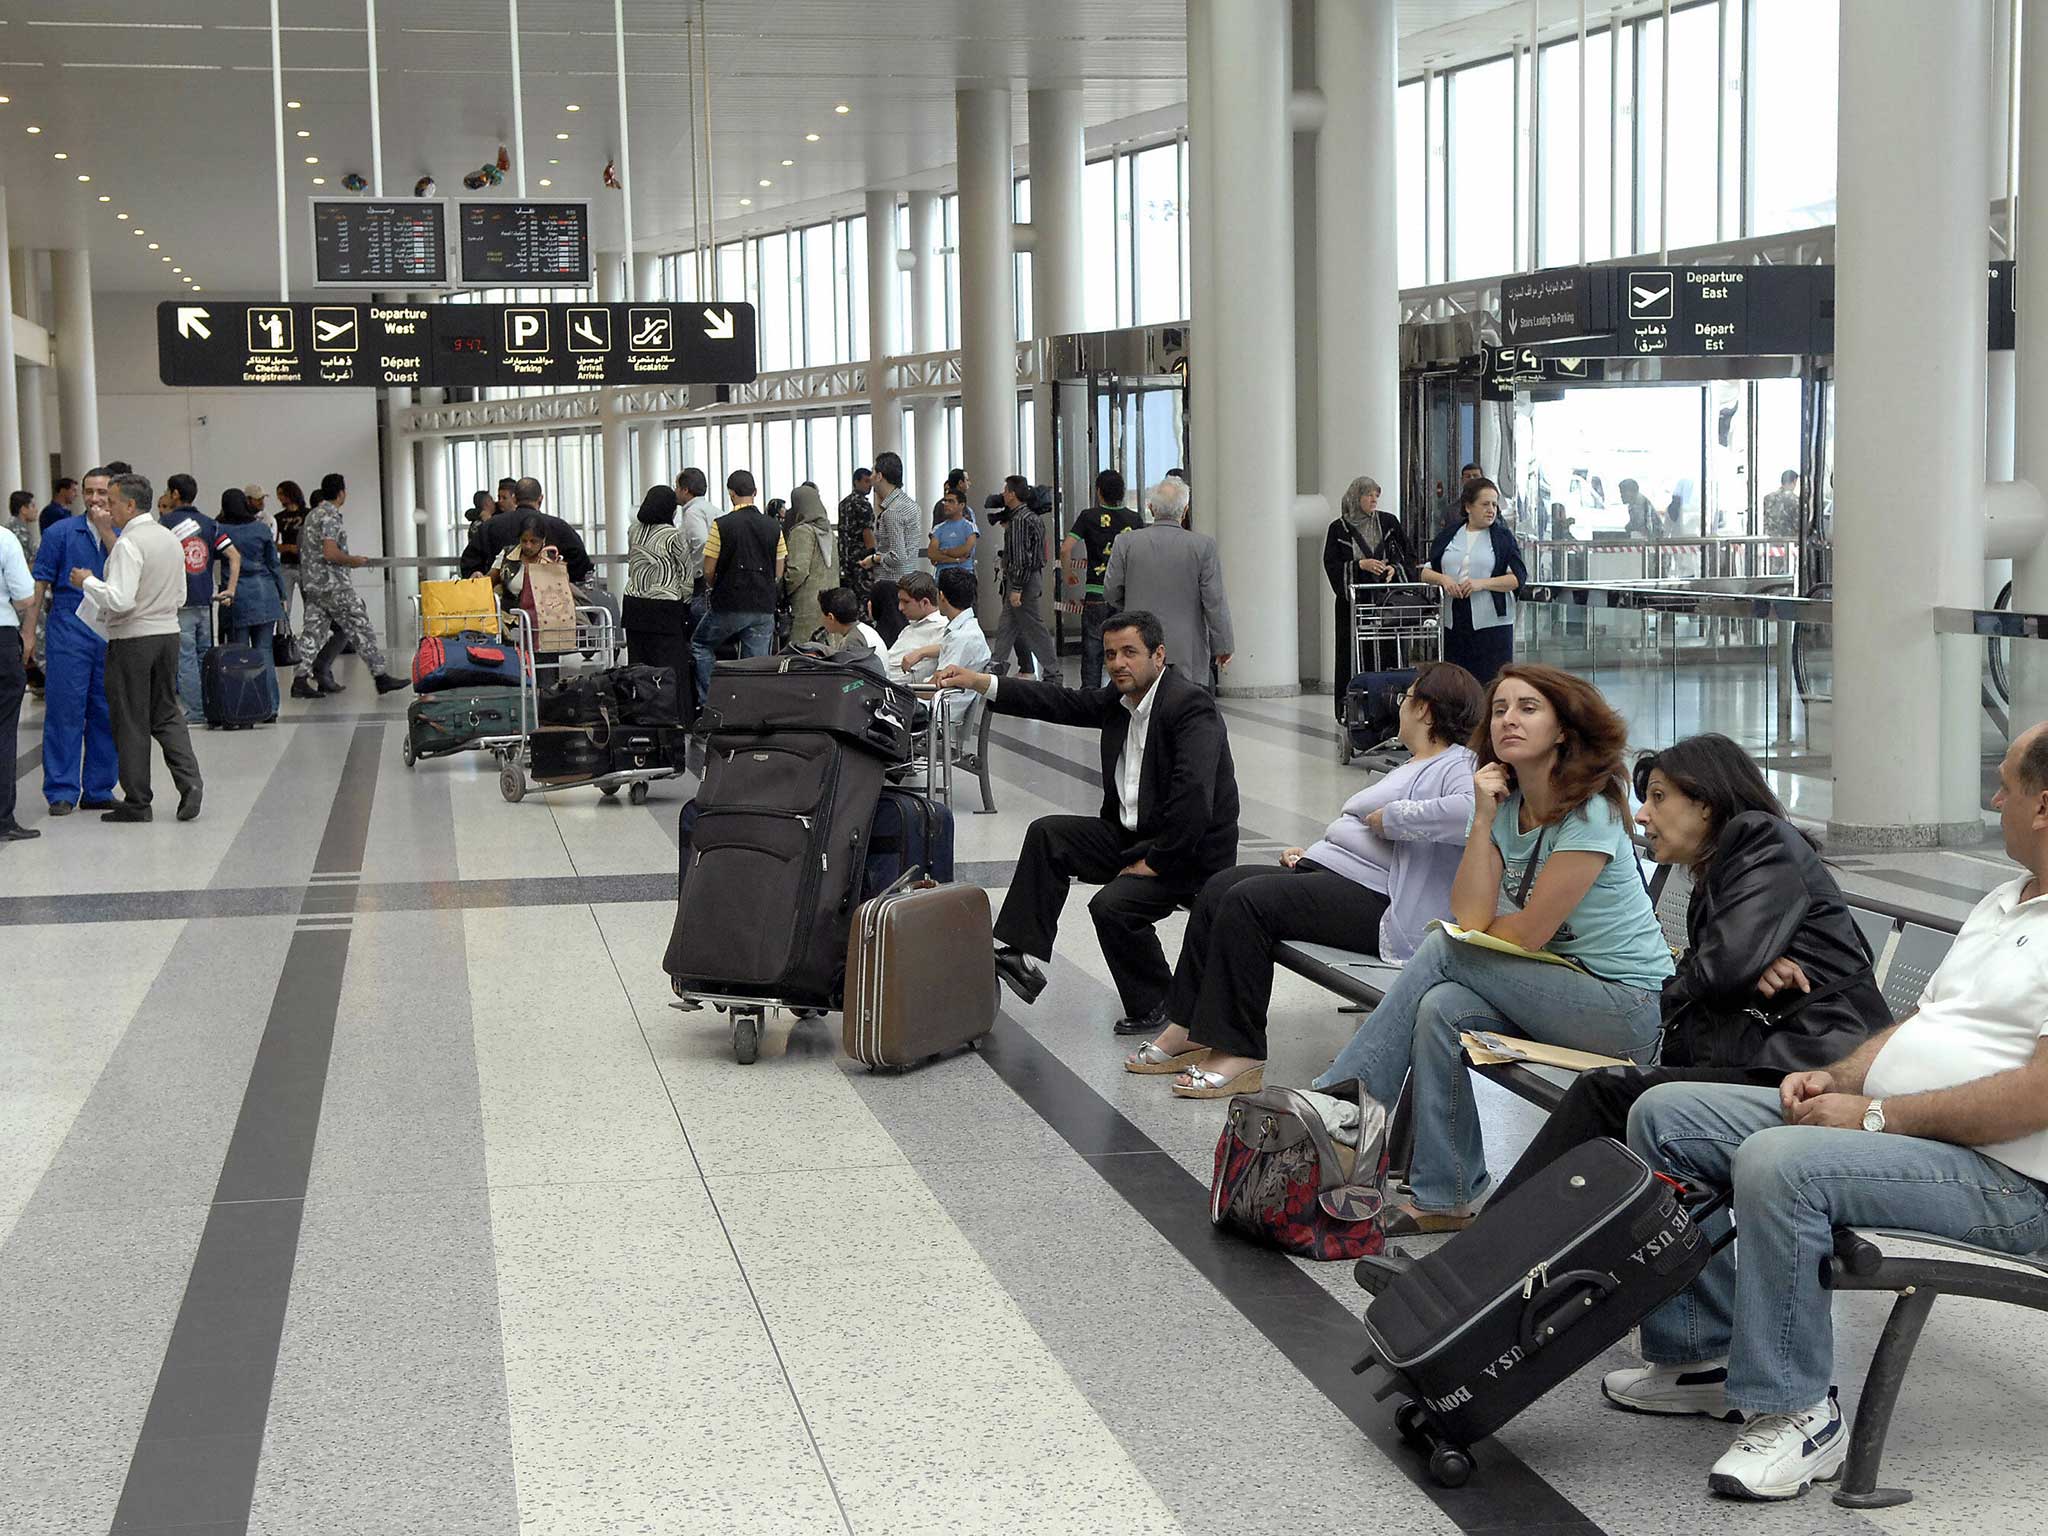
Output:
[1128, 661, 1486, 1099]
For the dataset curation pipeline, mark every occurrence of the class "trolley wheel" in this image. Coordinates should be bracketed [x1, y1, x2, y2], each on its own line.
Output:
[599, 783, 620, 800]
[628, 780, 651, 805]
[1428, 1445, 1473, 1489]
[1393, 1400, 1431, 1449]
[500, 760, 527, 803]
[732, 1010, 762, 1065]
[402, 736, 417, 768]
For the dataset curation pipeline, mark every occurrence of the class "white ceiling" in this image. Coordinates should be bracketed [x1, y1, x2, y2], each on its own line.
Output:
[0, 0, 1623, 301]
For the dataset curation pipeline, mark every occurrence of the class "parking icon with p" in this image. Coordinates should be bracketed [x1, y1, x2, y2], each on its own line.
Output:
[504, 308, 550, 353]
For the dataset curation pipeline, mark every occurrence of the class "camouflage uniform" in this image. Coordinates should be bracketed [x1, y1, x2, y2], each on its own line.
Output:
[294, 504, 389, 681]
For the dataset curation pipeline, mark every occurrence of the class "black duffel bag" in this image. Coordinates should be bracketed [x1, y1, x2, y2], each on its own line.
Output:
[537, 673, 609, 727]
[607, 664, 681, 726]
[700, 654, 916, 763]
[529, 725, 609, 782]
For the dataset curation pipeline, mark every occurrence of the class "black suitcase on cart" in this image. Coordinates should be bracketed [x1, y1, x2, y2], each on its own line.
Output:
[663, 729, 889, 1007]
[1355, 1138, 1717, 1487]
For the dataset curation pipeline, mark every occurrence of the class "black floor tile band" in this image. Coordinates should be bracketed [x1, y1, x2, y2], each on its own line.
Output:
[108, 723, 383, 1535]
[975, 1016, 1607, 1536]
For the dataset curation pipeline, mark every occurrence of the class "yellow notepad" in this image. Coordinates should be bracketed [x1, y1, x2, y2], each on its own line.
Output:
[1461, 1031, 1631, 1072]
[1430, 920, 1586, 970]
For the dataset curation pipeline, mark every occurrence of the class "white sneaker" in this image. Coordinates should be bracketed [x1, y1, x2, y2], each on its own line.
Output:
[1707, 1390, 1847, 1501]
[1601, 1360, 1743, 1421]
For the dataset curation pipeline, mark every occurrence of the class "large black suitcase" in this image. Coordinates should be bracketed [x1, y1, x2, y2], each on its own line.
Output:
[203, 640, 272, 729]
[1357, 1138, 1715, 1484]
[663, 729, 888, 1005]
[700, 654, 916, 763]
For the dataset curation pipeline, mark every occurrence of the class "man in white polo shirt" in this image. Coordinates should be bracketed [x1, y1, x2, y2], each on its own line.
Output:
[1607, 721, 2048, 1502]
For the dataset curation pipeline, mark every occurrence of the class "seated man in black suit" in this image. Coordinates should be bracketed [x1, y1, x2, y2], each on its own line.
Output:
[935, 609, 1240, 1035]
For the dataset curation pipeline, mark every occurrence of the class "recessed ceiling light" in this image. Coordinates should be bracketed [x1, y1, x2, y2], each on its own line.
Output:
[172, 266, 181, 273]
[834, 103, 849, 114]
[52, 151, 66, 159]
[295, 128, 309, 138]
[758, 178, 771, 187]
[116, 212, 128, 220]
[805, 132, 819, 142]
[77, 173, 90, 182]
[0, 96, 10, 105]
[191, 285, 202, 292]
[311, 175, 325, 184]
[565, 103, 579, 112]
[147, 241, 159, 249]
[555, 131, 569, 140]
[97, 194, 109, 202]
[780, 158, 793, 166]
[287, 99, 301, 108]
[739, 197, 751, 206]
[160, 255, 170, 262]
[548, 158, 559, 164]
[25, 124, 41, 134]
[538, 178, 552, 187]
[304, 155, 318, 164]
[132, 228, 144, 235]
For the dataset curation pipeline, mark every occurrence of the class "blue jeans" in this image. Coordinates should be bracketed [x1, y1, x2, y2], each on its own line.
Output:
[227, 620, 282, 716]
[176, 603, 211, 721]
[691, 609, 774, 710]
[1314, 928, 1662, 1210]
[1629, 1082, 2048, 1414]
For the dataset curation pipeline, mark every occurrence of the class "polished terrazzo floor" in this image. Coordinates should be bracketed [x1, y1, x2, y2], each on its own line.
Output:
[1, 646, 2035, 1535]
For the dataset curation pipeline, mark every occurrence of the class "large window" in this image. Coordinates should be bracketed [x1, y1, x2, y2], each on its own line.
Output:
[1398, 79, 1427, 286]
[1538, 27, 1616, 264]
[1083, 155, 1118, 331]
[1637, 4, 1723, 250]
[1132, 142, 1184, 325]
[1448, 58, 1515, 280]
[1749, 0, 1839, 233]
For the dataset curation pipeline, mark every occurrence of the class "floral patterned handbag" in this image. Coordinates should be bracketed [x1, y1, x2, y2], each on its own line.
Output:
[1208, 1078, 1392, 1261]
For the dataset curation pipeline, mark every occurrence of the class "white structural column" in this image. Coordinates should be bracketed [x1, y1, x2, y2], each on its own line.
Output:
[2011, 0, 2048, 724]
[1988, 0, 2017, 605]
[1315, 0, 1400, 688]
[16, 248, 49, 496]
[633, 251, 664, 491]
[1189, 0, 1297, 694]
[907, 190, 945, 507]
[955, 88, 1019, 615]
[1026, 88, 1084, 502]
[594, 249, 633, 561]
[864, 190, 903, 462]
[1831, 0, 1990, 846]
[384, 391, 421, 614]
[417, 386, 452, 563]
[51, 249, 99, 478]
[1186, 0, 1217, 527]
[0, 199, 22, 496]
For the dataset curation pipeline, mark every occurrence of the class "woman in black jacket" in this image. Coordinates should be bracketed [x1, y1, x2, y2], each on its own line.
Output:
[1321, 474, 1416, 721]
[1489, 733, 1888, 1205]
[1422, 476, 1529, 684]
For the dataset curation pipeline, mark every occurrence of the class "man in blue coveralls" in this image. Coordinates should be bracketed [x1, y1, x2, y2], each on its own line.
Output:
[31, 466, 119, 816]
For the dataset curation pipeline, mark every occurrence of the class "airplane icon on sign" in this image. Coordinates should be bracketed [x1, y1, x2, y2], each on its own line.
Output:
[1628, 272, 1675, 319]
[567, 307, 612, 353]
[311, 307, 359, 352]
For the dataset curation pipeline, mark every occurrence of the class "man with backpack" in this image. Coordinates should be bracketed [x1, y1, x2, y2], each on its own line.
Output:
[691, 469, 786, 711]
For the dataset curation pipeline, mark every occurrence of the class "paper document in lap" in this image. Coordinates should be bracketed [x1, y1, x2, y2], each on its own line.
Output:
[1429, 919, 1585, 970]
[1459, 1031, 1629, 1072]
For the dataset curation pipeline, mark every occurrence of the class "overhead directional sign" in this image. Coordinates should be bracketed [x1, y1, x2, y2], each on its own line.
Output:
[1500, 266, 1607, 344]
[157, 300, 758, 388]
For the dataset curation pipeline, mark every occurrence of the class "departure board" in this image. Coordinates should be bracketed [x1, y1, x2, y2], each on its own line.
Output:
[310, 199, 449, 288]
[457, 200, 592, 286]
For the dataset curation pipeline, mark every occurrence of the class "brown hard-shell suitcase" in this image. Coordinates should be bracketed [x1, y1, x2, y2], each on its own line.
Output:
[844, 882, 997, 1069]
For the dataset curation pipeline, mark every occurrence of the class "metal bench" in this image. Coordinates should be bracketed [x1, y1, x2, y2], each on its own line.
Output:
[1277, 882, 2048, 1506]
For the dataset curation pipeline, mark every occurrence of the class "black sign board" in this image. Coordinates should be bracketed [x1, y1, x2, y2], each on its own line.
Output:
[458, 200, 592, 286]
[157, 300, 757, 388]
[1501, 266, 1605, 344]
[1991, 260, 2017, 351]
[311, 199, 449, 288]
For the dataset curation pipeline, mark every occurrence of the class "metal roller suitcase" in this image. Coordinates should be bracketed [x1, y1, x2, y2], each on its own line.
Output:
[1356, 1138, 1718, 1486]
[843, 882, 997, 1069]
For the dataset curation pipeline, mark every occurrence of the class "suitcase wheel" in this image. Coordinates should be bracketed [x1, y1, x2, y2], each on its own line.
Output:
[600, 783, 620, 799]
[1393, 1400, 1430, 1448]
[1428, 1445, 1472, 1489]
[731, 1009, 762, 1065]
[500, 759, 527, 803]
[629, 781, 650, 806]
[402, 736, 417, 769]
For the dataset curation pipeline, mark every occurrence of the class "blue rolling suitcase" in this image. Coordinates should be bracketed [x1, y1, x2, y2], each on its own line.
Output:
[203, 637, 273, 728]
[864, 786, 956, 891]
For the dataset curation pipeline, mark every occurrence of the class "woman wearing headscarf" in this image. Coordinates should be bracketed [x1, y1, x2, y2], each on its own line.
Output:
[1321, 474, 1416, 721]
[623, 484, 694, 693]
[215, 487, 286, 719]
[779, 483, 837, 651]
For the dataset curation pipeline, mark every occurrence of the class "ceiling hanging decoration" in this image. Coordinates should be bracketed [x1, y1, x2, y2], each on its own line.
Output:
[603, 157, 622, 190]
[413, 175, 437, 198]
[341, 172, 368, 192]
[462, 160, 506, 190]
[496, 145, 511, 173]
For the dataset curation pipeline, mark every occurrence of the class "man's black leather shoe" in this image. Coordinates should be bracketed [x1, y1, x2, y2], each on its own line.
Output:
[46, 801, 75, 817]
[1113, 1003, 1172, 1037]
[993, 948, 1048, 1005]
[79, 799, 117, 811]
[102, 804, 153, 823]
[0, 821, 40, 841]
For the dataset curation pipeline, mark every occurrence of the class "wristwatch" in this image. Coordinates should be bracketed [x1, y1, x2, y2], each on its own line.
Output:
[1862, 1099, 1887, 1133]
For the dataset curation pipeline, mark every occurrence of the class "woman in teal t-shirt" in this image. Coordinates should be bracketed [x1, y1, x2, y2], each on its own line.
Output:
[1316, 662, 1672, 1233]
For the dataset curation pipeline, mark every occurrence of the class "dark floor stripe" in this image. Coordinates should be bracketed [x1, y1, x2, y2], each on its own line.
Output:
[975, 1017, 1606, 1536]
[1217, 698, 1347, 748]
[108, 722, 383, 1535]
[13, 740, 39, 781]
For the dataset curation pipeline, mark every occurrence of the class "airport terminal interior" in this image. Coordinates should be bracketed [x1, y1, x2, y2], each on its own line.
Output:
[7, 0, 2048, 1532]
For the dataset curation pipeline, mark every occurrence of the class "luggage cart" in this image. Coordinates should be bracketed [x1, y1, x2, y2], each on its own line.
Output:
[1341, 582, 1443, 766]
[666, 987, 830, 1067]
[400, 593, 531, 769]
[495, 604, 679, 804]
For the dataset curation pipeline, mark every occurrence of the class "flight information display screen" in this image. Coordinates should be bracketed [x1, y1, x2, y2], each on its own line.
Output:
[310, 199, 449, 287]
[457, 201, 592, 286]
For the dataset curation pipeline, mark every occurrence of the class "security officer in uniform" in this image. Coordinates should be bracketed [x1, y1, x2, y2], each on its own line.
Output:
[29, 466, 119, 816]
[289, 474, 411, 699]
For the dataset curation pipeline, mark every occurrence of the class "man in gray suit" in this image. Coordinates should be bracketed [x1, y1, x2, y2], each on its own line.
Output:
[1103, 477, 1234, 691]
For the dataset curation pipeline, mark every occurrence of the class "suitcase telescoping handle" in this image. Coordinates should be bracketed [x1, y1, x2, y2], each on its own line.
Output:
[1517, 1267, 1621, 1355]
